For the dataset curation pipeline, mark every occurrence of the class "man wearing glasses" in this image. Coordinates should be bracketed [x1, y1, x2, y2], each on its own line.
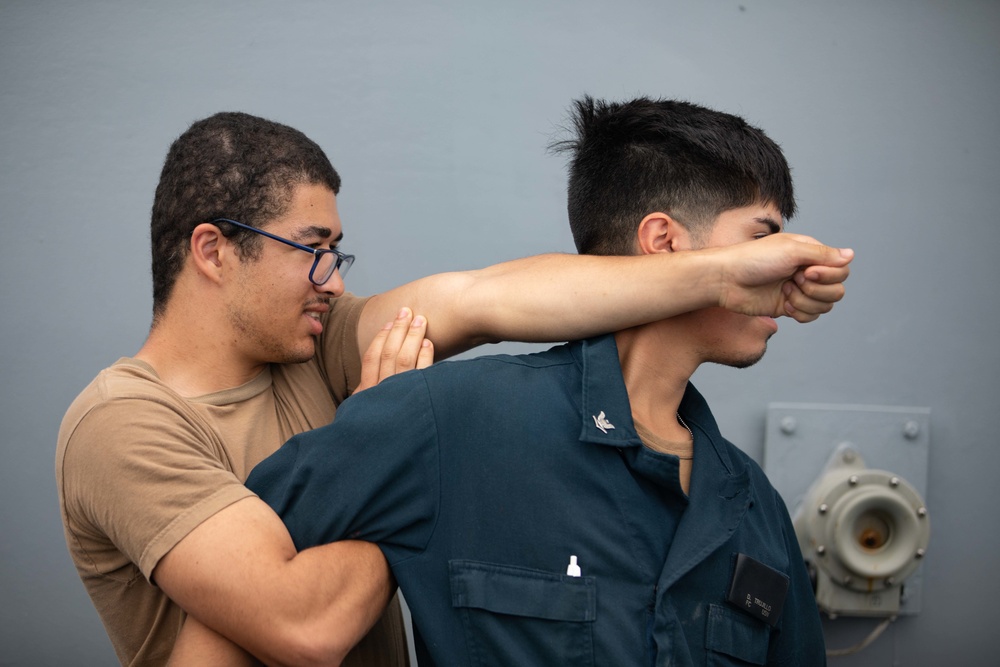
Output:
[56, 111, 851, 666]
[211, 218, 357, 289]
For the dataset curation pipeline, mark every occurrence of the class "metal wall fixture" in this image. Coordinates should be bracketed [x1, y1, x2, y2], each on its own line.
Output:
[763, 403, 931, 618]
[793, 442, 930, 617]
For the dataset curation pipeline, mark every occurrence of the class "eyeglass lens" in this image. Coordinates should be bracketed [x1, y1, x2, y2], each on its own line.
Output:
[312, 251, 354, 285]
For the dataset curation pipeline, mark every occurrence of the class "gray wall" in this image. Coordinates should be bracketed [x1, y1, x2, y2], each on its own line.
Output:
[2, 1, 997, 664]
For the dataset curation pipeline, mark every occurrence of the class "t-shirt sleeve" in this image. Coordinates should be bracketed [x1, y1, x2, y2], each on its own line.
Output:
[59, 394, 253, 581]
[247, 370, 440, 565]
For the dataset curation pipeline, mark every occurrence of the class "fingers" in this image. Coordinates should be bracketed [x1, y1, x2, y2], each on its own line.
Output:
[358, 321, 392, 392]
[797, 269, 848, 301]
[774, 238, 853, 323]
[781, 271, 847, 322]
[416, 338, 434, 370]
[782, 283, 827, 322]
[358, 308, 434, 392]
[380, 307, 429, 378]
[783, 234, 855, 269]
[801, 261, 851, 285]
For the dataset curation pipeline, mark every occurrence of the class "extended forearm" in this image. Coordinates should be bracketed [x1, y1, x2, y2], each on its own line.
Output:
[362, 251, 721, 359]
[458, 251, 721, 345]
[359, 236, 850, 360]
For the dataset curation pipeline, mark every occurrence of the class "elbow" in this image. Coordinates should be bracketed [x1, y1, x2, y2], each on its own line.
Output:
[259, 624, 351, 667]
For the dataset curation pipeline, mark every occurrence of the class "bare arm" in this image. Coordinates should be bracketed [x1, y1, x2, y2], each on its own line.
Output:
[168, 616, 260, 667]
[161, 321, 430, 665]
[357, 234, 853, 359]
[155, 498, 393, 667]
[356, 308, 435, 392]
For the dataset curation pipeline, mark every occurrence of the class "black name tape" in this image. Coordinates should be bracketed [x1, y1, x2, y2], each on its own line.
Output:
[726, 553, 790, 627]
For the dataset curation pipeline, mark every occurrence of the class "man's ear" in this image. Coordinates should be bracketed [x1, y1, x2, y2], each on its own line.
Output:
[189, 222, 228, 284]
[636, 212, 694, 255]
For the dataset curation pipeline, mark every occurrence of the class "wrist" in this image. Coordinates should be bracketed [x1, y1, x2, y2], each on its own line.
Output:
[679, 246, 728, 310]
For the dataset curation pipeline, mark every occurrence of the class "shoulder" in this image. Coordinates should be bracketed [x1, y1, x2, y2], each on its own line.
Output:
[400, 345, 579, 411]
[58, 359, 223, 483]
[62, 358, 203, 429]
[707, 432, 788, 518]
[57, 362, 249, 573]
[331, 344, 578, 433]
[739, 441, 781, 491]
[60, 360, 187, 439]
[719, 437, 768, 479]
[424, 343, 578, 382]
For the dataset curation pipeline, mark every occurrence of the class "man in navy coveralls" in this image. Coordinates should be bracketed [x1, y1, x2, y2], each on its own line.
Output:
[247, 97, 839, 666]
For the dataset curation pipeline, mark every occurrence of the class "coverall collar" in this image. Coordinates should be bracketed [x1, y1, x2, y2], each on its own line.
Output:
[575, 334, 755, 587]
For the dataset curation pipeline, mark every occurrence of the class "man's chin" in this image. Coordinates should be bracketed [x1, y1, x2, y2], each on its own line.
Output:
[273, 343, 317, 365]
[729, 355, 765, 370]
[714, 345, 768, 370]
[285, 354, 315, 365]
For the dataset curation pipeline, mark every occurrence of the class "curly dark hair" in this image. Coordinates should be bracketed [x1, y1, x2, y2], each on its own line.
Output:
[149, 112, 341, 320]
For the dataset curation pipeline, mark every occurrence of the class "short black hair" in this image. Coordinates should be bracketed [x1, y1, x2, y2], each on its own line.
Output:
[552, 96, 795, 255]
[150, 112, 341, 319]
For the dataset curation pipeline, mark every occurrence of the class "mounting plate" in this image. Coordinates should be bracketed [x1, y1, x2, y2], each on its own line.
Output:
[763, 403, 931, 615]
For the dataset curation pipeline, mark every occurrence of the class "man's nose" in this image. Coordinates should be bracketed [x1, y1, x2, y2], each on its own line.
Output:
[314, 269, 345, 298]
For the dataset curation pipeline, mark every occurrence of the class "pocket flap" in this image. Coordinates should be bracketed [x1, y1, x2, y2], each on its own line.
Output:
[706, 603, 770, 665]
[449, 559, 596, 622]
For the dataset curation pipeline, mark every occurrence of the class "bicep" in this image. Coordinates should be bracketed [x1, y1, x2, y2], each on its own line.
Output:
[154, 496, 297, 617]
[359, 271, 485, 361]
[155, 496, 393, 665]
[62, 399, 250, 578]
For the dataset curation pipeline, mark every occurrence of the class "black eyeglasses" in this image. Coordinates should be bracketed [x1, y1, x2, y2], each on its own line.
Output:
[211, 218, 355, 286]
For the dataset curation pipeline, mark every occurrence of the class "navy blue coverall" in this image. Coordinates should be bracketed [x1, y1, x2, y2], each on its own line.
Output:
[247, 335, 826, 666]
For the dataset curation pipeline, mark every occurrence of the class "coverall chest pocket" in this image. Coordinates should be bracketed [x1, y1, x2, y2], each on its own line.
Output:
[449, 560, 596, 667]
[705, 603, 771, 666]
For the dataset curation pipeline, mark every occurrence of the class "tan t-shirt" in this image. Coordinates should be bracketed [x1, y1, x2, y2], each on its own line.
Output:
[56, 293, 408, 667]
